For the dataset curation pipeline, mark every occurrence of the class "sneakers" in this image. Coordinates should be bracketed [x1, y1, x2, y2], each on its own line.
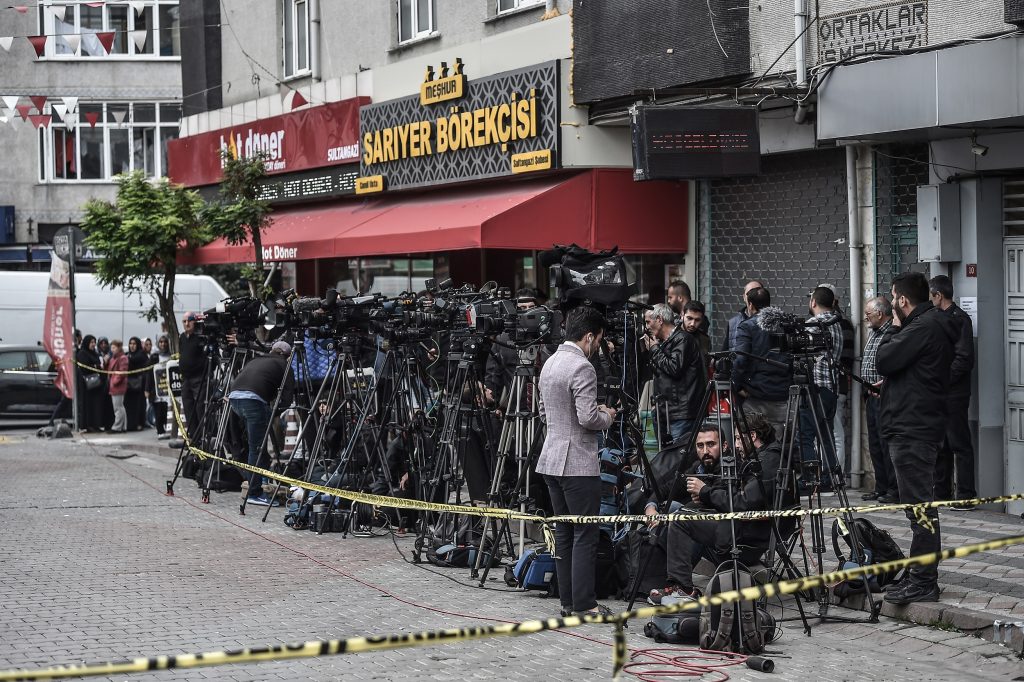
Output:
[648, 585, 698, 606]
[156, 433, 170, 440]
[246, 496, 281, 507]
[884, 580, 939, 605]
[949, 502, 977, 511]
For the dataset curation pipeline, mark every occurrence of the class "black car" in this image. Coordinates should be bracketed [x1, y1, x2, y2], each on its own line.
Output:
[0, 345, 65, 418]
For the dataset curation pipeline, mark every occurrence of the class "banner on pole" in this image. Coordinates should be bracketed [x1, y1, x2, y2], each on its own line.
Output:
[42, 255, 73, 399]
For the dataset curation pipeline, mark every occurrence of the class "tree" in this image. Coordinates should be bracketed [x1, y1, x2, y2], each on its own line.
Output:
[201, 153, 274, 296]
[81, 172, 209, 353]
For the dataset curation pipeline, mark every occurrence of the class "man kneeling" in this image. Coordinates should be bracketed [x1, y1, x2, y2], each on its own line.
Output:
[645, 415, 781, 604]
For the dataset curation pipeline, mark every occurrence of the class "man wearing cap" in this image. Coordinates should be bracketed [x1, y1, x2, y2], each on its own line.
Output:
[227, 341, 295, 506]
[178, 312, 208, 444]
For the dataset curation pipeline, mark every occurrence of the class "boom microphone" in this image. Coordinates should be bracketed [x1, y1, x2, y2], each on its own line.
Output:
[757, 306, 799, 333]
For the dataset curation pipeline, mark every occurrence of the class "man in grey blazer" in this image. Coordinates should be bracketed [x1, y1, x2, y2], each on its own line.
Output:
[536, 306, 617, 616]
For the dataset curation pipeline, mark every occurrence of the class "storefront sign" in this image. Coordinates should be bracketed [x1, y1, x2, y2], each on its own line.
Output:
[356, 175, 385, 194]
[359, 61, 560, 191]
[167, 97, 369, 187]
[818, 1, 928, 62]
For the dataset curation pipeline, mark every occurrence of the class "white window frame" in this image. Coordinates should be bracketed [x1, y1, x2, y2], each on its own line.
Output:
[37, 0, 180, 61]
[38, 101, 181, 184]
[282, 0, 311, 80]
[496, 0, 544, 14]
[398, 0, 435, 44]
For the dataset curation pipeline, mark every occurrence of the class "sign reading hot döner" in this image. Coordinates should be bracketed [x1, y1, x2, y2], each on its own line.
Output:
[357, 60, 560, 193]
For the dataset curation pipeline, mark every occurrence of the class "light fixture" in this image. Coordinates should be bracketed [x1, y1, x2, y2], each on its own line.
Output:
[970, 132, 988, 157]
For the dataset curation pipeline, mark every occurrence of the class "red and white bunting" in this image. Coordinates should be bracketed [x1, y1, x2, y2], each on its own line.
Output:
[110, 108, 127, 126]
[61, 96, 78, 113]
[27, 35, 47, 58]
[15, 103, 32, 120]
[286, 89, 308, 111]
[52, 102, 68, 121]
[63, 110, 79, 130]
[29, 95, 46, 113]
[46, 5, 66, 23]
[84, 111, 100, 127]
[13, 6, 27, 14]
[128, 1, 147, 15]
[96, 31, 115, 54]
[84, 2, 104, 7]
[0, 37, 13, 52]
[28, 113, 51, 129]
[129, 29, 147, 52]
[2, 96, 18, 111]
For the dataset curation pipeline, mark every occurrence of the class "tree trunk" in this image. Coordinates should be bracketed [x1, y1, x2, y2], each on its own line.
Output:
[250, 224, 264, 297]
[161, 266, 180, 354]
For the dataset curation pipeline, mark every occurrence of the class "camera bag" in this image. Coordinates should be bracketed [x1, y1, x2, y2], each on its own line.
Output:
[699, 566, 766, 654]
[831, 517, 905, 596]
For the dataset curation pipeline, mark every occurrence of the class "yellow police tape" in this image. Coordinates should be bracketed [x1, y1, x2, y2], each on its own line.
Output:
[1, 533, 1022, 682]
[164, 384, 1024, 529]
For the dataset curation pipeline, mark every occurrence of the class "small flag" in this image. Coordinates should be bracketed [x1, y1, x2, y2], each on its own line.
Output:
[111, 108, 127, 125]
[0, 37, 13, 52]
[96, 31, 115, 54]
[47, 5, 66, 22]
[28, 114, 51, 129]
[2, 95, 18, 111]
[27, 35, 47, 58]
[61, 96, 79, 113]
[130, 29, 147, 52]
[52, 103, 68, 121]
[15, 103, 32, 120]
[63, 33, 81, 55]
[287, 89, 308, 110]
[30, 95, 46, 113]
[84, 111, 100, 127]
[128, 1, 147, 15]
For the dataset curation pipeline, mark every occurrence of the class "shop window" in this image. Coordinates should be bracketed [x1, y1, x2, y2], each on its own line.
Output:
[39, 1, 178, 59]
[497, 0, 544, 14]
[39, 101, 180, 183]
[398, 0, 434, 43]
[283, 0, 310, 78]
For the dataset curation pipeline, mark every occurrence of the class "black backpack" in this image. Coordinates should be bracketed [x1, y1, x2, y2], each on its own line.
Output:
[831, 517, 905, 596]
[699, 566, 773, 654]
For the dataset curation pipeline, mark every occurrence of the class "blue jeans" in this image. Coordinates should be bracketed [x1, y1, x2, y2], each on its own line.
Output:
[799, 387, 837, 466]
[229, 398, 272, 498]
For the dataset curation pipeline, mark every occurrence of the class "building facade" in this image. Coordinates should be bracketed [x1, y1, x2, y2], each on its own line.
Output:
[0, 0, 183, 267]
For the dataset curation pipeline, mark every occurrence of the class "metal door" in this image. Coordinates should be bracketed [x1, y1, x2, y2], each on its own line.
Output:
[1004, 239, 1024, 515]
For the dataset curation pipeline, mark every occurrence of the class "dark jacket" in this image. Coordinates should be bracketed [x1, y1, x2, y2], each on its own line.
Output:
[649, 326, 705, 421]
[721, 310, 748, 351]
[836, 312, 855, 396]
[876, 302, 959, 442]
[733, 313, 792, 401]
[229, 354, 294, 407]
[945, 303, 975, 400]
[177, 331, 206, 378]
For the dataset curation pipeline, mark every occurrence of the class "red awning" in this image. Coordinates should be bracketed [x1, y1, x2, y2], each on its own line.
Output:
[180, 169, 687, 264]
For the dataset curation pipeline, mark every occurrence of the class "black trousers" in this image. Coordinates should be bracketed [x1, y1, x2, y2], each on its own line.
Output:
[665, 518, 763, 592]
[179, 374, 206, 444]
[865, 396, 896, 495]
[544, 474, 600, 613]
[934, 398, 976, 500]
[889, 436, 941, 584]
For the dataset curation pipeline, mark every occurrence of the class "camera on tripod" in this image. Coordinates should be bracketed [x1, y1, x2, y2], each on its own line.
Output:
[290, 289, 384, 338]
[757, 306, 833, 356]
[466, 298, 564, 346]
[200, 296, 268, 347]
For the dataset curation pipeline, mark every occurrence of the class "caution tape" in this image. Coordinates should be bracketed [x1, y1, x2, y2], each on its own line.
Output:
[165, 386, 1024, 529]
[73, 359, 155, 376]
[2, 532, 1022, 681]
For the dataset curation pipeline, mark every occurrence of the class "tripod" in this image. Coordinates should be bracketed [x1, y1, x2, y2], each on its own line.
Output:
[768, 352, 880, 623]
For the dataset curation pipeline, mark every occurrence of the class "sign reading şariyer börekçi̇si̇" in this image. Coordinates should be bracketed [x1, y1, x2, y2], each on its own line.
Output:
[358, 60, 560, 192]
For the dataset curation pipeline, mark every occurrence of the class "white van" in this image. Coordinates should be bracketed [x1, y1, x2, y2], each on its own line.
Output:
[0, 271, 229, 346]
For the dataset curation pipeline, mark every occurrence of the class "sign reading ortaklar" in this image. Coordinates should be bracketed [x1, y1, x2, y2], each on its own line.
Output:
[358, 60, 560, 191]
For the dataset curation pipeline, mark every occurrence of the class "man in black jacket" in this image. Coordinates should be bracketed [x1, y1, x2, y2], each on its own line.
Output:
[929, 275, 977, 509]
[177, 312, 208, 444]
[721, 279, 764, 351]
[877, 272, 959, 604]
[644, 419, 778, 604]
[733, 287, 793, 438]
[227, 341, 296, 506]
[644, 303, 704, 445]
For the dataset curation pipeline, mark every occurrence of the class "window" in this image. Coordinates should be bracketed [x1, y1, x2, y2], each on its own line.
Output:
[283, 0, 310, 78]
[32, 352, 56, 372]
[38, 1, 179, 59]
[398, 0, 434, 43]
[0, 352, 29, 371]
[497, 0, 544, 13]
[39, 101, 180, 183]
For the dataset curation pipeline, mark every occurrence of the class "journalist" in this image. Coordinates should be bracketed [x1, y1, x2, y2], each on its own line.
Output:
[682, 300, 712, 361]
[228, 341, 295, 507]
[646, 418, 778, 605]
[643, 303, 704, 445]
[722, 279, 764, 351]
[177, 312, 207, 443]
[733, 287, 792, 438]
[877, 271, 958, 604]
[536, 306, 616, 618]
[798, 286, 844, 477]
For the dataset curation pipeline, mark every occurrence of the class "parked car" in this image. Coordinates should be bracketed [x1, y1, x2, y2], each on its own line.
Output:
[0, 345, 65, 418]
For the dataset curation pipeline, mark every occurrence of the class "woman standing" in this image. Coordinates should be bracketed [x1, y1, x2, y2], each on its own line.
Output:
[125, 337, 148, 430]
[108, 340, 129, 432]
[97, 336, 114, 429]
[147, 336, 172, 439]
[75, 335, 103, 432]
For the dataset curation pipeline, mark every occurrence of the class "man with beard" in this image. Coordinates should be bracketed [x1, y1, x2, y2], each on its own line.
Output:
[645, 421, 775, 604]
[878, 271, 958, 604]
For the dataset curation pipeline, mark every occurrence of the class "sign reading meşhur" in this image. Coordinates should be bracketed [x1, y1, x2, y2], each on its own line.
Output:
[817, 1, 928, 62]
[358, 59, 559, 192]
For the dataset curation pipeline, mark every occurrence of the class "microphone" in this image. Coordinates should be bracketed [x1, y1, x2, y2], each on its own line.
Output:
[756, 306, 799, 333]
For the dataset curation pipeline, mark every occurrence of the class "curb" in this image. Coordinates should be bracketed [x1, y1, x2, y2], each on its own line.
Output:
[839, 593, 1024, 655]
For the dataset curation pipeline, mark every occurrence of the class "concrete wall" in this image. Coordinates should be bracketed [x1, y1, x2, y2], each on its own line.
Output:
[0, 4, 182, 244]
[217, 0, 572, 109]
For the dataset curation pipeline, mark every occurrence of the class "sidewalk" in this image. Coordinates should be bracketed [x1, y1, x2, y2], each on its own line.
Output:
[88, 428, 1024, 655]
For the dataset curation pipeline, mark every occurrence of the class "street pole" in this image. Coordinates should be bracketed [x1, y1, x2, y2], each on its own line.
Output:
[69, 228, 79, 431]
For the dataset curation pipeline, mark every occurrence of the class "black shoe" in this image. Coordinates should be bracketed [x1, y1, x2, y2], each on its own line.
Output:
[560, 607, 573, 618]
[861, 491, 881, 501]
[884, 581, 939, 605]
[883, 574, 909, 592]
[878, 492, 900, 504]
[575, 604, 614, 618]
[949, 502, 977, 511]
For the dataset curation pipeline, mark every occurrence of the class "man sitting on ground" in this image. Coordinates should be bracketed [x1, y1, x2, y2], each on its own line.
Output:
[645, 417, 779, 604]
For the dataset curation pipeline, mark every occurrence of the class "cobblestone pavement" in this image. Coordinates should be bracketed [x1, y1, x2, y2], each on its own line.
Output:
[2, 432, 1023, 681]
